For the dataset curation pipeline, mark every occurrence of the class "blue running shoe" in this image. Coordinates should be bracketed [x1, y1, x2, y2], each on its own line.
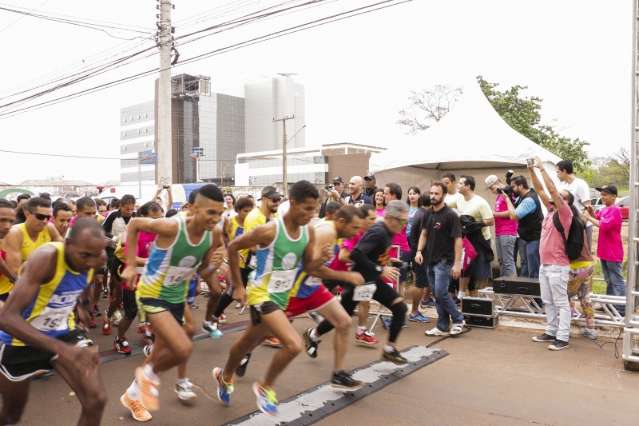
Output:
[203, 321, 223, 339]
[212, 367, 233, 406]
[252, 382, 278, 416]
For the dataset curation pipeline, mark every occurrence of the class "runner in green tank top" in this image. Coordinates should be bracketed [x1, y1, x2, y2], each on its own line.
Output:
[118, 185, 226, 421]
[212, 181, 364, 417]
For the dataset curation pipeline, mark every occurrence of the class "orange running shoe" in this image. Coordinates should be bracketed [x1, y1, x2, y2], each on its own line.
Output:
[120, 392, 152, 422]
[135, 366, 160, 411]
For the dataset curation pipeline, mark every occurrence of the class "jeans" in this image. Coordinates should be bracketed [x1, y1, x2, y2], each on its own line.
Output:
[495, 235, 517, 277]
[601, 260, 626, 315]
[539, 264, 571, 342]
[427, 260, 464, 331]
[518, 239, 540, 278]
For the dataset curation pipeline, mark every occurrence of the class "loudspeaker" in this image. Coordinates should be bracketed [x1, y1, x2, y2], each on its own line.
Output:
[464, 314, 498, 328]
[493, 276, 541, 296]
[461, 297, 494, 316]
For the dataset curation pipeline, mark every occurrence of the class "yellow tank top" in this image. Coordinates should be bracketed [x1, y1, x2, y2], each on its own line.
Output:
[0, 246, 10, 296]
[19, 223, 51, 263]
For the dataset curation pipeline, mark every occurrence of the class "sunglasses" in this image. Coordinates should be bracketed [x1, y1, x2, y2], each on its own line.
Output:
[270, 197, 282, 203]
[35, 213, 51, 221]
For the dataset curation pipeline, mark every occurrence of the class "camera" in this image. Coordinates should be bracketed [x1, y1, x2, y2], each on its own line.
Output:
[325, 184, 334, 191]
[500, 170, 515, 197]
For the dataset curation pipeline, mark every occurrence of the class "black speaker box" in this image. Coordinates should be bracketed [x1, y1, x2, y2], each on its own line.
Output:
[461, 297, 494, 316]
[464, 314, 498, 328]
[493, 276, 541, 296]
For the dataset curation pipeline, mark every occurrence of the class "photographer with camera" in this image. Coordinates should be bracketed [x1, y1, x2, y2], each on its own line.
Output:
[485, 175, 518, 277]
[319, 177, 347, 218]
[503, 173, 543, 278]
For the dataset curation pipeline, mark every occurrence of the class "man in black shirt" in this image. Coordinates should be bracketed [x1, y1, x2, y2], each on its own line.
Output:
[305, 200, 409, 365]
[415, 182, 465, 336]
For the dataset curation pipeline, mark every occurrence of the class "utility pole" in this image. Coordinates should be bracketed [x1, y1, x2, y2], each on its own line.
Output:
[156, 0, 173, 185]
[273, 114, 295, 196]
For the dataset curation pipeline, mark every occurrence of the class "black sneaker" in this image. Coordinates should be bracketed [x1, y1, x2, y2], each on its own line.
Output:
[331, 370, 363, 391]
[303, 328, 320, 359]
[531, 333, 556, 343]
[548, 340, 570, 351]
[235, 353, 252, 377]
[382, 348, 408, 365]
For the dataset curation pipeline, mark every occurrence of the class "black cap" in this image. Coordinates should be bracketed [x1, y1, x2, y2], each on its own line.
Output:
[333, 176, 344, 184]
[260, 186, 281, 200]
[364, 173, 375, 181]
[595, 184, 618, 196]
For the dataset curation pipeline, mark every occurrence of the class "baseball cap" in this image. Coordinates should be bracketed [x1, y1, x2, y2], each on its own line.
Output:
[595, 184, 618, 196]
[333, 176, 344, 184]
[259, 186, 281, 200]
[364, 173, 375, 181]
[484, 175, 499, 188]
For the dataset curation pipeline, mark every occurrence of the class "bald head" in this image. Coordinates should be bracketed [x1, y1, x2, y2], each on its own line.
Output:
[349, 176, 363, 196]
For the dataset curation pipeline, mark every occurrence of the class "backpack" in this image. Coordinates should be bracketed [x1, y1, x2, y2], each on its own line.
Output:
[552, 210, 585, 261]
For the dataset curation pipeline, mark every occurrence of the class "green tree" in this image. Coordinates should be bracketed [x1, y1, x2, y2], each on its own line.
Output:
[477, 76, 591, 171]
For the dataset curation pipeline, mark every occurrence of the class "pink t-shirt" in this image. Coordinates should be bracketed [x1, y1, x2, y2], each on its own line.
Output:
[137, 231, 157, 259]
[494, 194, 518, 237]
[540, 202, 573, 266]
[330, 231, 364, 272]
[596, 206, 623, 262]
[392, 225, 410, 253]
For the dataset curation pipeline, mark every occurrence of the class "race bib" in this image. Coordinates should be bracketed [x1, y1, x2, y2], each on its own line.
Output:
[305, 276, 322, 287]
[31, 307, 70, 331]
[164, 266, 195, 286]
[268, 269, 297, 293]
[353, 283, 377, 301]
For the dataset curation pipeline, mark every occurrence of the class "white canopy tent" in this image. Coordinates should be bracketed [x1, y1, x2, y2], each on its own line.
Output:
[370, 81, 561, 198]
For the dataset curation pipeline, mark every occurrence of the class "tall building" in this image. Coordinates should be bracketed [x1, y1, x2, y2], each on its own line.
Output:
[244, 75, 305, 153]
[119, 74, 245, 185]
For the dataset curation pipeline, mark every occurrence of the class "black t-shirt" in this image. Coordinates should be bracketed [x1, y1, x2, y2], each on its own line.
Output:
[351, 221, 394, 283]
[420, 205, 461, 265]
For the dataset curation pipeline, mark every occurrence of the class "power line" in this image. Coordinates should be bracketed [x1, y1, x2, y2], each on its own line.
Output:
[0, 4, 154, 40]
[0, 0, 413, 119]
[0, 148, 119, 160]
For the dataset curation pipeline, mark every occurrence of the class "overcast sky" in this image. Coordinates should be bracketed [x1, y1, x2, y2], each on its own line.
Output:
[0, 0, 632, 184]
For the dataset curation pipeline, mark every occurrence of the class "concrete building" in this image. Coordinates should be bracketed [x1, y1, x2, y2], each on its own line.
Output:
[235, 142, 384, 187]
[119, 74, 245, 186]
[244, 75, 305, 153]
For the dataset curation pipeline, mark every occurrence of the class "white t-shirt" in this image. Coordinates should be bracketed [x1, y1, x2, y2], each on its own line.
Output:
[457, 194, 494, 240]
[445, 192, 462, 211]
[558, 177, 591, 227]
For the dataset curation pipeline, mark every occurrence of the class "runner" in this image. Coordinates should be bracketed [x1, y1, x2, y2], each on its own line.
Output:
[0, 200, 17, 302]
[102, 194, 136, 336]
[204, 196, 256, 337]
[3, 197, 63, 289]
[213, 181, 362, 415]
[305, 200, 410, 365]
[0, 218, 108, 425]
[119, 184, 226, 421]
[52, 202, 73, 237]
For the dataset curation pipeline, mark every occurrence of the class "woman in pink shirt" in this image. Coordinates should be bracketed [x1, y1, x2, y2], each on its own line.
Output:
[584, 185, 625, 310]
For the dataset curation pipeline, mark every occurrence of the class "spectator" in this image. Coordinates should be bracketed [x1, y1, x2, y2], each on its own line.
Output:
[504, 175, 543, 278]
[364, 173, 378, 199]
[556, 159, 593, 248]
[374, 189, 386, 217]
[485, 175, 518, 277]
[529, 157, 573, 351]
[457, 175, 494, 296]
[415, 182, 465, 336]
[319, 177, 347, 218]
[441, 173, 461, 211]
[584, 184, 625, 315]
[406, 186, 421, 242]
[345, 176, 372, 206]
[408, 193, 433, 318]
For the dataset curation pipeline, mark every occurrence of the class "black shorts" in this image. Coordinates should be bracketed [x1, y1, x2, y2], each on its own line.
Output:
[241, 267, 252, 288]
[138, 297, 185, 325]
[413, 262, 429, 288]
[122, 288, 138, 320]
[107, 255, 123, 281]
[249, 301, 281, 326]
[0, 329, 91, 382]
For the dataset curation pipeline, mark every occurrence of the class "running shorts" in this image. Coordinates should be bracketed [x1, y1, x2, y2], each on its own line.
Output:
[0, 329, 91, 382]
[249, 301, 280, 326]
[122, 288, 138, 320]
[286, 285, 335, 318]
[137, 297, 185, 325]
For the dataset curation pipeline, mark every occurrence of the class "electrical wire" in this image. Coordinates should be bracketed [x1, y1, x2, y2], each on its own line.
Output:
[0, 148, 119, 160]
[0, 0, 413, 119]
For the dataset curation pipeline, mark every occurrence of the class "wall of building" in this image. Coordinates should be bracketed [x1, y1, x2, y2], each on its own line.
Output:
[326, 152, 371, 181]
[215, 94, 245, 185]
[119, 101, 155, 185]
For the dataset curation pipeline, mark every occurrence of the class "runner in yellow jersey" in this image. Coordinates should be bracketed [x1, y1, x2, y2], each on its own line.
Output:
[3, 197, 63, 299]
[0, 218, 108, 425]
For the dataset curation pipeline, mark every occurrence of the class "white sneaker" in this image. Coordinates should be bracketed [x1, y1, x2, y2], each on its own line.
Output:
[425, 327, 448, 336]
[581, 328, 598, 340]
[449, 322, 465, 336]
[175, 379, 197, 402]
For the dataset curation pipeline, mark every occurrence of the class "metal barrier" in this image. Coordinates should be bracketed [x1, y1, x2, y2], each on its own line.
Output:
[479, 288, 627, 328]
